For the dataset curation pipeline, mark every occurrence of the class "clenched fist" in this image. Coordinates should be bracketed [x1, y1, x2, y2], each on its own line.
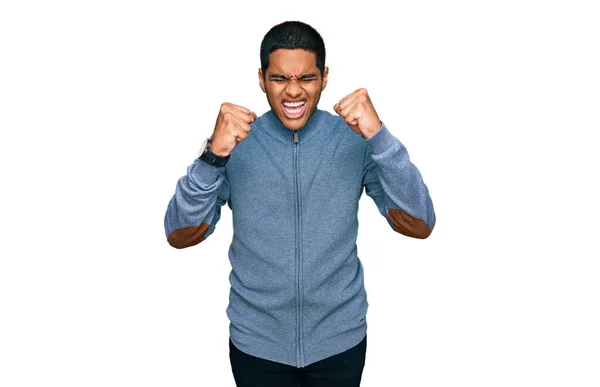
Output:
[210, 102, 257, 157]
[333, 88, 382, 139]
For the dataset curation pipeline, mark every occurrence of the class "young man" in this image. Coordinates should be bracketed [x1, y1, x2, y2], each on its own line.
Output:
[164, 21, 436, 387]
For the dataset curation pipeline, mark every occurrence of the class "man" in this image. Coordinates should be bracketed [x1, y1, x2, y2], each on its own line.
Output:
[164, 20, 435, 387]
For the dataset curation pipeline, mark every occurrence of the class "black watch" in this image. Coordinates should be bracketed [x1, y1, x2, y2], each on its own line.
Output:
[199, 137, 230, 167]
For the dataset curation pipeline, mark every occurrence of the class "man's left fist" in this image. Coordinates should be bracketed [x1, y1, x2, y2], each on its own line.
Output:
[333, 88, 382, 139]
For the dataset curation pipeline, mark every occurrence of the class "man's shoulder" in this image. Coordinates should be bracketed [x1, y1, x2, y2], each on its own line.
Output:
[252, 109, 272, 127]
[318, 108, 343, 126]
[319, 109, 367, 143]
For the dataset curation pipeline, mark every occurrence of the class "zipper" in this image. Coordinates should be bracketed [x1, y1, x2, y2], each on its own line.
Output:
[292, 129, 304, 367]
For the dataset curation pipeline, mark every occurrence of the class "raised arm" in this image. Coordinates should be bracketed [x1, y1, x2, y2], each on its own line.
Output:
[334, 88, 435, 239]
[164, 102, 256, 249]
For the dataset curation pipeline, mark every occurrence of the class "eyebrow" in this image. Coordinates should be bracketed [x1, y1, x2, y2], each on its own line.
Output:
[269, 73, 318, 79]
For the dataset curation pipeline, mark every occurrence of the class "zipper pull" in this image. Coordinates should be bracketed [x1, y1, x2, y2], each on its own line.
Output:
[293, 130, 298, 144]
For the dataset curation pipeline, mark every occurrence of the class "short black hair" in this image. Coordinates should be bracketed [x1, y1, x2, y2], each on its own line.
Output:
[260, 21, 326, 79]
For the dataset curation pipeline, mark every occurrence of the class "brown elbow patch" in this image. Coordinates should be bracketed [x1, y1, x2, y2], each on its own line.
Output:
[387, 209, 431, 239]
[168, 222, 210, 249]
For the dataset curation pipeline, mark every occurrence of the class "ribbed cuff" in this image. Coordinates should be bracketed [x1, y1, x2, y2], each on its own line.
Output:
[189, 157, 223, 185]
[365, 122, 394, 154]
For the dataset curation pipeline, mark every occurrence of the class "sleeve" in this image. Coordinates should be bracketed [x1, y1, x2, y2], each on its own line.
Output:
[362, 122, 436, 239]
[164, 158, 230, 249]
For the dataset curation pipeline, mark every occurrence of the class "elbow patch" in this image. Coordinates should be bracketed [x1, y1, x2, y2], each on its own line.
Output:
[167, 222, 211, 249]
[387, 209, 432, 239]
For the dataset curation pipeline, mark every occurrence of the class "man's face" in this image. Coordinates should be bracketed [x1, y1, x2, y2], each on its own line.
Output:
[259, 49, 329, 131]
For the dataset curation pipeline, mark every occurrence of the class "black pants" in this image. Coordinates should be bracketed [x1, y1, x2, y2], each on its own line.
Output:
[229, 335, 367, 387]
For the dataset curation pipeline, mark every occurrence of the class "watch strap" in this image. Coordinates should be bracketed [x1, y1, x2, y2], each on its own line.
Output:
[199, 138, 230, 167]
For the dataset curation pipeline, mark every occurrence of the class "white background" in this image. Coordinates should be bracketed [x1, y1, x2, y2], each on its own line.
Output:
[1, 0, 599, 386]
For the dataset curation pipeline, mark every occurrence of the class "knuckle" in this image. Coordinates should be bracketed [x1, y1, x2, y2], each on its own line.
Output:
[220, 102, 233, 113]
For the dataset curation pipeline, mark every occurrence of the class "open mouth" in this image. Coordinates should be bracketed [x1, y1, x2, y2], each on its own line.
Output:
[282, 100, 307, 119]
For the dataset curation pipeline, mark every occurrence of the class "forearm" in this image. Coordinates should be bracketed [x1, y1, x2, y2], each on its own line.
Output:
[164, 159, 228, 248]
[364, 123, 436, 238]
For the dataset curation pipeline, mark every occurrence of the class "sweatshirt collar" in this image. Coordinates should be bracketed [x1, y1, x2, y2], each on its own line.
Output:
[261, 108, 328, 144]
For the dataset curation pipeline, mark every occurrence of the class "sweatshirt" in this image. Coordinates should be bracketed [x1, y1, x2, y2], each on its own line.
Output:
[164, 108, 436, 368]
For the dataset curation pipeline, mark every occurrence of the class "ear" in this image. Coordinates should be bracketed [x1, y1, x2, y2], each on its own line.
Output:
[258, 68, 266, 93]
[321, 66, 329, 91]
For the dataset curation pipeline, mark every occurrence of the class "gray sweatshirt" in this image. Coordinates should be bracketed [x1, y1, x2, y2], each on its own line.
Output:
[164, 108, 436, 367]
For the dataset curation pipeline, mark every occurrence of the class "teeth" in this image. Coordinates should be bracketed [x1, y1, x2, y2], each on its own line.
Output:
[283, 101, 306, 107]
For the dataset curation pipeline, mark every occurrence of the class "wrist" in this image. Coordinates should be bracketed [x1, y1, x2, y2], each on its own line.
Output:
[198, 137, 230, 167]
[363, 121, 383, 139]
[210, 144, 230, 157]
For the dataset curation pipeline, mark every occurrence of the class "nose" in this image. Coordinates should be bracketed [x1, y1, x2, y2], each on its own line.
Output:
[285, 79, 302, 98]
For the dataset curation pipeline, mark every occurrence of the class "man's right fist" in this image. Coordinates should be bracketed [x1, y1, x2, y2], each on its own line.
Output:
[210, 102, 257, 157]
